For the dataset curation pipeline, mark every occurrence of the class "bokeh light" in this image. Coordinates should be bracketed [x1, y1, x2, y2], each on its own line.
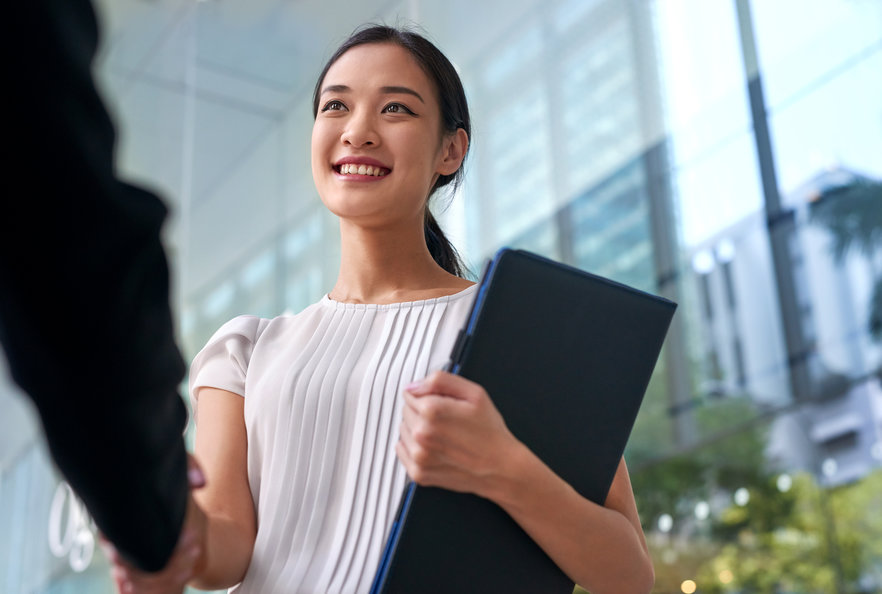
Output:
[777, 473, 792, 492]
[658, 513, 674, 533]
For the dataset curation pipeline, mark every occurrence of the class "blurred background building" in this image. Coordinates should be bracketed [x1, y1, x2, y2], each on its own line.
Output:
[1, 0, 880, 592]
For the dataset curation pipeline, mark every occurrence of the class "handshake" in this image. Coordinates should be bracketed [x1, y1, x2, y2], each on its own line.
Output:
[102, 455, 208, 594]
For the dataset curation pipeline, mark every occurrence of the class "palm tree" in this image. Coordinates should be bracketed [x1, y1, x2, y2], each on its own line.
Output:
[809, 176, 882, 342]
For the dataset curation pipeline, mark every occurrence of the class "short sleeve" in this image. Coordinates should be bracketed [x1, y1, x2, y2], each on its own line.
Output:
[188, 315, 266, 403]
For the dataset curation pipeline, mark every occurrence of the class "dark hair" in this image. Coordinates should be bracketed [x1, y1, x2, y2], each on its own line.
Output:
[312, 24, 470, 278]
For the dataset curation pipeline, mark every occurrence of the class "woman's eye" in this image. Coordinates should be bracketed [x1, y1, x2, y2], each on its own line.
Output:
[383, 103, 415, 115]
[321, 100, 346, 112]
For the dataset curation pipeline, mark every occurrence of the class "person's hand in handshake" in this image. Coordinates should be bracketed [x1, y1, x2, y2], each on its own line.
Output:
[102, 455, 208, 594]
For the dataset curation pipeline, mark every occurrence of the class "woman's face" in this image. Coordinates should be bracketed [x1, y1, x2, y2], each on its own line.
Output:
[311, 42, 464, 228]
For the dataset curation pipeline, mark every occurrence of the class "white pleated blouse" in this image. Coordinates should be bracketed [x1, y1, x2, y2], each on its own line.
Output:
[189, 285, 478, 594]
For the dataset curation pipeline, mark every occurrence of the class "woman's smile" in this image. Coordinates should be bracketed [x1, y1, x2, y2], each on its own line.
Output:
[332, 156, 391, 181]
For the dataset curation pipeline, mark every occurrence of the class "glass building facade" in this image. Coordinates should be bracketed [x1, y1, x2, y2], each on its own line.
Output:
[1, 0, 880, 592]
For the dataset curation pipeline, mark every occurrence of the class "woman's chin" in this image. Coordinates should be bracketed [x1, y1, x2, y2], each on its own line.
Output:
[320, 195, 417, 228]
[321, 199, 379, 221]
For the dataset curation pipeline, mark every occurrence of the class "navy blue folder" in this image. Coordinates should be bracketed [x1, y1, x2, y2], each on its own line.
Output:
[370, 248, 677, 593]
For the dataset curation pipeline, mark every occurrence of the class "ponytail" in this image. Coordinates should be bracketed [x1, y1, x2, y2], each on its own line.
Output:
[424, 210, 467, 278]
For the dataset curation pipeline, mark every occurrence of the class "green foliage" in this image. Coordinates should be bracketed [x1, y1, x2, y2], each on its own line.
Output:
[696, 473, 835, 593]
[809, 178, 882, 261]
[627, 357, 678, 459]
[674, 470, 882, 594]
[630, 386, 882, 593]
[809, 177, 882, 344]
[632, 454, 708, 525]
[631, 396, 769, 527]
[692, 398, 769, 490]
[828, 470, 882, 587]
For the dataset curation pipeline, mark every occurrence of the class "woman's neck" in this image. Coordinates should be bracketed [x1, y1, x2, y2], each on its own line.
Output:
[329, 219, 472, 304]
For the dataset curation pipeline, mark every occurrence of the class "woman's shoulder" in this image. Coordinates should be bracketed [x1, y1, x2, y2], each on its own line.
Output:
[201, 298, 325, 347]
[190, 300, 327, 374]
[204, 314, 270, 347]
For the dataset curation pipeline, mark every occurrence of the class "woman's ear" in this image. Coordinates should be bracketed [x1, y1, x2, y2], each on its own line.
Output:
[436, 128, 469, 176]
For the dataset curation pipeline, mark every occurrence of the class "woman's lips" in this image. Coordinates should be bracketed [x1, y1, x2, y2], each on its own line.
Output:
[332, 157, 391, 180]
[334, 163, 390, 177]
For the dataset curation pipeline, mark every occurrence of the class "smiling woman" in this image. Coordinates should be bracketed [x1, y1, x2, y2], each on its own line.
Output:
[106, 24, 653, 594]
[310, 42, 463, 241]
[311, 27, 472, 281]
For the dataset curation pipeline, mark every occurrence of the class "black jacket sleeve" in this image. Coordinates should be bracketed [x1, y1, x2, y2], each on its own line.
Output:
[0, 0, 189, 572]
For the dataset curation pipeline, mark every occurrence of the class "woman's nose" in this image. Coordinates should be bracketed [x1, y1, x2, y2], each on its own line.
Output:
[341, 113, 378, 148]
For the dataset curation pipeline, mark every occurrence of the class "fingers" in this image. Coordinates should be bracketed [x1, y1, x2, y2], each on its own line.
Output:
[398, 372, 515, 498]
[399, 392, 467, 488]
[396, 429, 444, 487]
[110, 565, 132, 594]
[399, 404, 439, 461]
[398, 397, 441, 485]
[395, 439, 422, 484]
[402, 391, 453, 425]
[104, 492, 207, 594]
[100, 541, 136, 594]
[187, 453, 206, 489]
[396, 430, 474, 492]
[109, 531, 200, 594]
[405, 370, 485, 402]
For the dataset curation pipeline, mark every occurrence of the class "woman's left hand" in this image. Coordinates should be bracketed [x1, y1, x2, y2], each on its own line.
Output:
[396, 370, 519, 498]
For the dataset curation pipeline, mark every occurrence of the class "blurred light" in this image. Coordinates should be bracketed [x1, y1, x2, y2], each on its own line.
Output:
[716, 238, 736, 263]
[777, 473, 793, 493]
[822, 457, 838, 478]
[719, 569, 734, 584]
[681, 579, 697, 594]
[871, 442, 882, 461]
[658, 513, 674, 533]
[692, 250, 715, 274]
[734, 487, 750, 506]
[694, 501, 710, 520]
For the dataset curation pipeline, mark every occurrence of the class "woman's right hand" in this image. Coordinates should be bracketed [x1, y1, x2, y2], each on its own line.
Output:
[103, 455, 208, 594]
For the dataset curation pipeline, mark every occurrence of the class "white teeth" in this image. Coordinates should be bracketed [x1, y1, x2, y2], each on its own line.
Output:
[338, 163, 387, 176]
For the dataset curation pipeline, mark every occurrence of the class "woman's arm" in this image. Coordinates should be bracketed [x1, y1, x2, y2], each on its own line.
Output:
[187, 387, 257, 590]
[396, 371, 654, 594]
[491, 449, 653, 593]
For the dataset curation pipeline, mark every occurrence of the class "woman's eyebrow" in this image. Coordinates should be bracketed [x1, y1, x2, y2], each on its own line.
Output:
[320, 84, 350, 96]
[380, 86, 425, 103]
[320, 84, 425, 104]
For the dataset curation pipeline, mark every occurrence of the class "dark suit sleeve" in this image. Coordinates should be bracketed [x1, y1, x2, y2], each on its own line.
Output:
[0, 0, 189, 572]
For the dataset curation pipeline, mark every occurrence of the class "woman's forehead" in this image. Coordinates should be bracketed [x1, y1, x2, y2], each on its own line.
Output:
[323, 43, 434, 95]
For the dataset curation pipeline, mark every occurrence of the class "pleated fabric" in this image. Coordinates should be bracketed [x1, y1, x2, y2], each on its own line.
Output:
[189, 285, 477, 593]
